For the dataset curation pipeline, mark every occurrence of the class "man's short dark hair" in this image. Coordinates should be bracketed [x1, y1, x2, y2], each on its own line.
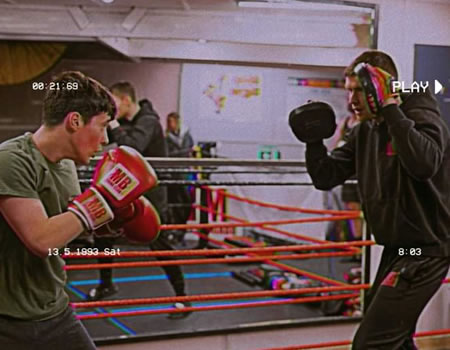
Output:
[43, 71, 116, 127]
[344, 50, 398, 79]
[110, 81, 137, 103]
[167, 112, 180, 120]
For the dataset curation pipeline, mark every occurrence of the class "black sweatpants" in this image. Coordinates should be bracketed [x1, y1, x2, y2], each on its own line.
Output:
[352, 248, 450, 350]
[95, 234, 186, 297]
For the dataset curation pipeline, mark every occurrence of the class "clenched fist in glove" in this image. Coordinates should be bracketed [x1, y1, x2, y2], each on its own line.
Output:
[68, 146, 158, 231]
[353, 63, 399, 115]
[95, 196, 161, 243]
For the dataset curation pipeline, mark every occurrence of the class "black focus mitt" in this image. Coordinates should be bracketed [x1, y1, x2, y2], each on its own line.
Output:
[288, 101, 337, 144]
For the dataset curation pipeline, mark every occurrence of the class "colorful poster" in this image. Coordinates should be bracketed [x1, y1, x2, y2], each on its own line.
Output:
[199, 70, 263, 122]
[286, 77, 349, 122]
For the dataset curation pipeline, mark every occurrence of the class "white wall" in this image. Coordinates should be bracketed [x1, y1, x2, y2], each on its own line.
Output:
[180, 63, 346, 153]
[364, 0, 450, 85]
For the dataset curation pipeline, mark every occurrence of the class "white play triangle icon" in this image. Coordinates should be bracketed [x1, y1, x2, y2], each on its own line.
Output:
[434, 80, 443, 94]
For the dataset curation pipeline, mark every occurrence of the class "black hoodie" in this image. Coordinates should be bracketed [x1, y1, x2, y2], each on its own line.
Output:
[305, 89, 450, 255]
[109, 99, 168, 157]
[108, 99, 169, 219]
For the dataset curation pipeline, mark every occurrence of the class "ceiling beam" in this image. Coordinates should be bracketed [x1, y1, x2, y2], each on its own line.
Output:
[0, 4, 372, 67]
[125, 38, 364, 67]
[98, 36, 141, 62]
[122, 7, 147, 32]
[0, 6, 365, 47]
[69, 6, 90, 30]
[180, 0, 191, 11]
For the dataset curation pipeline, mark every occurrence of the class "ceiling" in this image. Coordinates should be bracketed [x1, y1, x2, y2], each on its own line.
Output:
[0, 0, 377, 67]
[3, 0, 448, 7]
[0, 0, 238, 11]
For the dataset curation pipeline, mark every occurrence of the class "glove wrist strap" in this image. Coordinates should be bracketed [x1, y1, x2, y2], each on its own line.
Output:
[68, 187, 114, 231]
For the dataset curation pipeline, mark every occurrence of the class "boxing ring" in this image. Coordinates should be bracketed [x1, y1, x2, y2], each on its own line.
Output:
[70, 157, 449, 349]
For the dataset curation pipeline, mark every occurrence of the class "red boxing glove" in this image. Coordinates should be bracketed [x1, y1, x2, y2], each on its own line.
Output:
[69, 146, 158, 231]
[93, 146, 158, 208]
[95, 196, 161, 243]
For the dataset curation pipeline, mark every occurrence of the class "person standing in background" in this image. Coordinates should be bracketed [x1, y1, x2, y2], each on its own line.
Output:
[88, 82, 191, 319]
[166, 112, 194, 158]
[165, 112, 195, 244]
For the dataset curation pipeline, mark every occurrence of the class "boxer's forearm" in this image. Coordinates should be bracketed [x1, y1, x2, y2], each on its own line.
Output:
[32, 212, 85, 257]
[0, 197, 84, 258]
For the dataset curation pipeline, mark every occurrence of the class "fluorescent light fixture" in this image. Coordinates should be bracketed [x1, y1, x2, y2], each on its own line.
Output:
[237, 0, 370, 12]
[101, 0, 115, 3]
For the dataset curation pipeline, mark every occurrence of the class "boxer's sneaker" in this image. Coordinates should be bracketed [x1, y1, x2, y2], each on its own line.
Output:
[167, 301, 192, 319]
[87, 284, 118, 301]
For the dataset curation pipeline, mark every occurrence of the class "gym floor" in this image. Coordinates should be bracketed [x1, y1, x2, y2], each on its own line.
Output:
[66, 240, 359, 343]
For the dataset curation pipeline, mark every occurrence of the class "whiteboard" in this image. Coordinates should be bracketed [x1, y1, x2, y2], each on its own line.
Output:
[180, 63, 348, 146]
[199, 70, 263, 122]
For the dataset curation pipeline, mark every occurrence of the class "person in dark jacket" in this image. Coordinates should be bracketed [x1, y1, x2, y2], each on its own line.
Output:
[88, 82, 191, 319]
[165, 112, 194, 242]
[166, 112, 194, 158]
[301, 51, 449, 349]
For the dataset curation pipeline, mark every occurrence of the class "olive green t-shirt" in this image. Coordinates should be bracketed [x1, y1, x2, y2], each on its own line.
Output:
[0, 133, 81, 320]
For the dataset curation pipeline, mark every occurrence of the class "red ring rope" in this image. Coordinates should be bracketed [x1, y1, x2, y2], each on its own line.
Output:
[258, 328, 450, 350]
[218, 189, 360, 216]
[75, 293, 359, 320]
[65, 251, 360, 270]
[63, 241, 372, 259]
[193, 231, 350, 287]
[193, 203, 361, 252]
[162, 214, 360, 231]
[72, 285, 368, 309]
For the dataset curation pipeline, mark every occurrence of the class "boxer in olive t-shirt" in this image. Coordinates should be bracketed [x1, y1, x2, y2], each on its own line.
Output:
[0, 71, 116, 350]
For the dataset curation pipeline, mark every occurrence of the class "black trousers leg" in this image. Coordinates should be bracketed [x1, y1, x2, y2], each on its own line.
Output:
[149, 236, 186, 297]
[93, 236, 115, 286]
[352, 249, 450, 350]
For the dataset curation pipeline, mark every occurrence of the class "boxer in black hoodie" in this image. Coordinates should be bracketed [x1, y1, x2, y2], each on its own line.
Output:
[298, 51, 449, 349]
